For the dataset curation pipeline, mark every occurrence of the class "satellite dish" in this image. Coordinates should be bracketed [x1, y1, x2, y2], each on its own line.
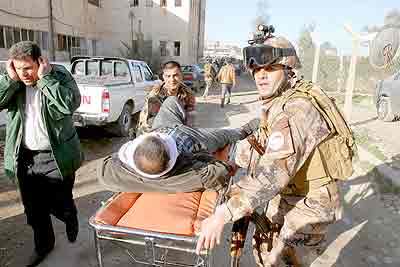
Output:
[369, 27, 400, 74]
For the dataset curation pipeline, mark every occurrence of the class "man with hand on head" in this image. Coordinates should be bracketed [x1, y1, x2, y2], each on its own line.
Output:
[0, 41, 82, 267]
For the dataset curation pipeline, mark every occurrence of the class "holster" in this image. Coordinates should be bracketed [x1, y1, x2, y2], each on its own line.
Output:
[247, 134, 266, 156]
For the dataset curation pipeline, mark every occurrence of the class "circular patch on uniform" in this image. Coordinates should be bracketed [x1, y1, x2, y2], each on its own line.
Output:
[268, 132, 284, 151]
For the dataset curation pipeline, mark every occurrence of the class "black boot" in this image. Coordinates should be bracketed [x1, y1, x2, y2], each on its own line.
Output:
[239, 118, 260, 138]
[27, 247, 53, 267]
[65, 213, 79, 243]
[220, 98, 225, 108]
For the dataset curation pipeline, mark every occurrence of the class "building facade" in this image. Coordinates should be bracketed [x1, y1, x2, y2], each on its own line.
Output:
[128, 0, 206, 67]
[0, 0, 206, 67]
[204, 41, 243, 60]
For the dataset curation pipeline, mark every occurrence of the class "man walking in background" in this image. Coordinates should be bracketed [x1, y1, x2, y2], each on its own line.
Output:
[0, 41, 82, 266]
[217, 58, 236, 108]
[202, 58, 217, 101]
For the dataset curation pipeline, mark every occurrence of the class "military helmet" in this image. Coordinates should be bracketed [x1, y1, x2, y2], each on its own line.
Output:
[243, 25, 302, 71]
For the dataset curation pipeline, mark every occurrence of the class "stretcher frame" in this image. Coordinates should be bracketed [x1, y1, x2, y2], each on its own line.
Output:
[89, 144, 237, 267]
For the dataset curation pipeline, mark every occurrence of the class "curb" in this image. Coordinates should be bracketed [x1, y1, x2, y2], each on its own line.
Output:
[357, 146, 400, 188]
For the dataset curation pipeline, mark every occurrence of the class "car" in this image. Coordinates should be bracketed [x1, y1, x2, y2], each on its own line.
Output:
[375, 70, 400, 122]
[70, 56, 161, 136]
[181, 64, 205, 92]
[0, 61, 5, 74]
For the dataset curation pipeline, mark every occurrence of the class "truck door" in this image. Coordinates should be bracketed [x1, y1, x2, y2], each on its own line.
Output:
[131, 62, 147, 113]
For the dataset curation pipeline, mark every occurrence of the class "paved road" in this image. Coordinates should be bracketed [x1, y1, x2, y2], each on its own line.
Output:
[0, 75, 399, 267]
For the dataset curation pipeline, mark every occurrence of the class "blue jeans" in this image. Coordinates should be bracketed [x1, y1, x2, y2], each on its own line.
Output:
[221, 83, 233, 105]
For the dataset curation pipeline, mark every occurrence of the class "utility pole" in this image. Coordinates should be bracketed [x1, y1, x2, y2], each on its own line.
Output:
[310, 32, 321, 83]
[343, 24, 377, 122]
[129, 10, 135, 56]
[48, 0, 55, 61]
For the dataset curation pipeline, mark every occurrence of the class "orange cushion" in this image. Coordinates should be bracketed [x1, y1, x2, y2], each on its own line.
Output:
[117, 192, 203, 236]
[94, 192, 142, 225]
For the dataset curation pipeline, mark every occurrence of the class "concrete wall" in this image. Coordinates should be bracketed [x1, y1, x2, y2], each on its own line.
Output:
[0, 0, 132, 60]
[128, 0, 206, 65]
[0, 0, 206, 65]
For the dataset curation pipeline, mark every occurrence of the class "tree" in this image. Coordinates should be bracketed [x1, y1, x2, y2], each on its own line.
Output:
[297, 24, 316, 80]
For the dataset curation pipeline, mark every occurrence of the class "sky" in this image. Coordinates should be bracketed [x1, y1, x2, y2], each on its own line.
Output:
[205, 0, 399, 56]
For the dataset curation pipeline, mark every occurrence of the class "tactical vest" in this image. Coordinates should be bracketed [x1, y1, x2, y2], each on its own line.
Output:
[258, 80, 355, 196]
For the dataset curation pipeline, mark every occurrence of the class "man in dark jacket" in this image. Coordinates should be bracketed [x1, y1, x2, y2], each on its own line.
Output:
[0, 41, 82, 266]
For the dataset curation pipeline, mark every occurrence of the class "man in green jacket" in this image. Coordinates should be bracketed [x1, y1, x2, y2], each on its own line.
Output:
[0, 41, 82, 266]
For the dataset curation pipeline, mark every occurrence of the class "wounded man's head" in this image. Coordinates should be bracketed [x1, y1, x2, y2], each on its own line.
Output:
[133, 135, 171, 175]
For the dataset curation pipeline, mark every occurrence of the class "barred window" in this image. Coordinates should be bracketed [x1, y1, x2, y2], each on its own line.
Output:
[146, 0, 153, 7]
[160, 41, 167, 56]
[0, 26, 4, 48]
[174, 41, 180, 56]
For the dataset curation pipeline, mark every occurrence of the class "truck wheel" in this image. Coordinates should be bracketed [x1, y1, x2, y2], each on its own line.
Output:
[115, 103, 133, 137]
[377, 97, 395, 122]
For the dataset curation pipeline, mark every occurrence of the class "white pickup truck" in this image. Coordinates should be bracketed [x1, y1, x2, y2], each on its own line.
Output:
[70, 56, 161, 136]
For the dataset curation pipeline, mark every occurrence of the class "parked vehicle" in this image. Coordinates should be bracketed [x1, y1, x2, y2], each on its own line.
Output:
[0, 61, 5, 74]
[181, 64, 205, 92]
[70, 56, 161, 136]
[375, 71, 400, 122]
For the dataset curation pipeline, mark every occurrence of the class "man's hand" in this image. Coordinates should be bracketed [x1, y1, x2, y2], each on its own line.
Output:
[38, 57, 52, 79]
[6, 59, 20, 81]
[195, 208, 226, 255]
[227, 160, 239, 177]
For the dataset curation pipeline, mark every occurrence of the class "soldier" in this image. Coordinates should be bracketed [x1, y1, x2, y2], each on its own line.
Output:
[136, 60, 195, 135]
[196, 25, 354, 266]
[202, 57, 217, 101]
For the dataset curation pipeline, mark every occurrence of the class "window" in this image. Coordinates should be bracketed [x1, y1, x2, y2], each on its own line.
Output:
[28, 29, 34, 41]
[13, 28, 21, 43]
[131, 64, 143, 82]
[175, 0, 181, 7]
[5, 27, 13, 48]
[115, 62, 130, 80]
[145, 0, 153, 7]
[57, 34, 67, 51]
[130, 0, 139, 7]
[0, 26, 4, 48]
[101, 61, 113, 77]
[174, 41, 180, 56]
[21, 29, 28, 41]
[160, 0, 167, 7]
[87, 60, 99, 76]
[88, 0, 100, 7]
[73, 61, 86, 75]
[41, 31, 49, 50]
[138, 20, 142, 33]
[141, 64, 153, 81]
[160, 41, 167, 56]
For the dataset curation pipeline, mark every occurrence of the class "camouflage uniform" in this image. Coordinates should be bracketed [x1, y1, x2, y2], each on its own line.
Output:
[136, 82, 195, 135]
[220, 82, 341, 266]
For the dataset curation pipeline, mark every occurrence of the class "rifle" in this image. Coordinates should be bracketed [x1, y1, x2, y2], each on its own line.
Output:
[230, 212, 279, 267]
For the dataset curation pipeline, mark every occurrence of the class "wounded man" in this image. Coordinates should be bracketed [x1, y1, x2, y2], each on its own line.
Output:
[98, 96, 259, 193]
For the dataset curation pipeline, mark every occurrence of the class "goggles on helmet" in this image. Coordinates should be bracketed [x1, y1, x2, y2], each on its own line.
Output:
[243, 44, 297, 70]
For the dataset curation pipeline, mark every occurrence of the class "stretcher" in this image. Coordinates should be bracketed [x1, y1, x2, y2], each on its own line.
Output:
[89, 144, 237, 267]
